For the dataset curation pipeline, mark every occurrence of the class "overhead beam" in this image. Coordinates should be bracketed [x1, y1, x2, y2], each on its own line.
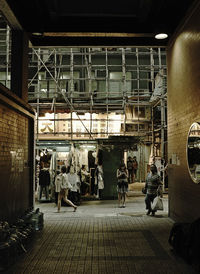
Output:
[0, 0, 22, 30]
[42, 32, 155, 38]
[29, 36, 168, 48]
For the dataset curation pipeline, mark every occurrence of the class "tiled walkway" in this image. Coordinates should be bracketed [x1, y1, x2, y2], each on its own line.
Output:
[5, 192, 198, 274]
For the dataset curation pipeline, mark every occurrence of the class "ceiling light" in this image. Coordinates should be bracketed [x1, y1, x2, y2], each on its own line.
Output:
[155, 33, 168, 40]
[32, 32, 43, 36]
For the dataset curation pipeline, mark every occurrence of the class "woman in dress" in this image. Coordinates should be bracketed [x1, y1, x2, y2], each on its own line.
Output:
[116, 163, 128, 208]
[56, 165, 77, 212]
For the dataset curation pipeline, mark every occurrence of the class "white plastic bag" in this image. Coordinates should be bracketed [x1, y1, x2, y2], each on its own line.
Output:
[152, 196, 164, 211]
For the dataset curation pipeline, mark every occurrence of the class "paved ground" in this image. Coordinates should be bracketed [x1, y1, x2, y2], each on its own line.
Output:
[4, 186, 198, 274]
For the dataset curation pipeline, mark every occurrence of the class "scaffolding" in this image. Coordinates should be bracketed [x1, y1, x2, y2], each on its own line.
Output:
[0, 14, 169, 184]
[27, 47, 167, 141]
[0, 14, 167, 157]
[0, 15, 11, 89]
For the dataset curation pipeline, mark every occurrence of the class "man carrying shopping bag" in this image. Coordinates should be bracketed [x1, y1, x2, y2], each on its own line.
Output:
[144, 164, 163, 216]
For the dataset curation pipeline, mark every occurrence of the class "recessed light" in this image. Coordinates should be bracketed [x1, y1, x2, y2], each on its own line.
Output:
[155, 33, 168, 39]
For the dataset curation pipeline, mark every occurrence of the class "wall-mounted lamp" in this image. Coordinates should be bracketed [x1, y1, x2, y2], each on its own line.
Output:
[155, 33, 168, 40]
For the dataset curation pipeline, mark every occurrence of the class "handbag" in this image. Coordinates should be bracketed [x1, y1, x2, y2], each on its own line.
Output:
[152, 196, 164, 211]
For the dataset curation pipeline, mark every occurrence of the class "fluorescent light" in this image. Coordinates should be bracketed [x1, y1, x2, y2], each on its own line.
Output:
[155, 33, 168, 40]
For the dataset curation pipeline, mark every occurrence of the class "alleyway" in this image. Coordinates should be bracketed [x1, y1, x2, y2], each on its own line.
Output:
[5, 188, 198, 274]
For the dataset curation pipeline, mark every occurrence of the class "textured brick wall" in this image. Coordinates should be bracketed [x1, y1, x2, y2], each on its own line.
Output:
[167, 4, 200, 222]
[0, 99, 34, 222]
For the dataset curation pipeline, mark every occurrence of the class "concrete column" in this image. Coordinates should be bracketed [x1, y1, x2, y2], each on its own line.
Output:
[11, 30, 28, 102]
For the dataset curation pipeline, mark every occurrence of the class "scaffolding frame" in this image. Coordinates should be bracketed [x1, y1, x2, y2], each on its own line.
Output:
[0, 16, 167, 147]
[28, 47, 166, 139]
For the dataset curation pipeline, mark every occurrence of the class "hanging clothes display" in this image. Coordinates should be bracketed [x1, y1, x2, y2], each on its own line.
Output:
[74, 148, 81, 173]
[67, 145, 81, 173]
[95, 165, 104, 199]
[88, 150, 96, 195]
[79, 148, 89, 168]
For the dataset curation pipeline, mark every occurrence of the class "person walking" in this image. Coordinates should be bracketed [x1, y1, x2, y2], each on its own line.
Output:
[127, 156, 134, 183]
[56, 165, 77, 213]
[38, 161, 50, 201]
[67, 165, 81, 205]
[116, 163, 128, 208]
[132, 156, 138, 182]
[144, 164, 163, 216]
[54, 170, 61, 204]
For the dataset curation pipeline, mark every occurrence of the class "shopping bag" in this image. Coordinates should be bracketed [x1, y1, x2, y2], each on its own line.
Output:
[152, 196, 164, 211]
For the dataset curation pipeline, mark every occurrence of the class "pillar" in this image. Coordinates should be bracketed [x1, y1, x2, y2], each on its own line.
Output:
[11, 30, 29, 102]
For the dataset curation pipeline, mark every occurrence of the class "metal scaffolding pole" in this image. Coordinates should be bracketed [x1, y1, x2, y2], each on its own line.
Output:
[158, 47, 166, 161]
[84, 48, 93, 138]
[122, 48, 127, 135]
[53, 50, 57, 136]
[106, 48, 109, 137]
[5, 24, 10, 88]
[36, 48, 40, 143]
[136, 48, 140, 133]
[88, 48, 93, 138]
[70, 48, 74, 140]
[161, 98, 165, 159]
[151, 107, 155, 161]
[150, 48, 154, 92]
[139, 141, 143, 183]
[70, 48, 74, 98]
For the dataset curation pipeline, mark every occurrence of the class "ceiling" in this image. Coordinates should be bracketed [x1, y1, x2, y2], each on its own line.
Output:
[0, 0, 197, 47]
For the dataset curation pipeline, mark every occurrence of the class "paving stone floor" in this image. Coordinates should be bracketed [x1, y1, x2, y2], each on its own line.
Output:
[4, 190, 198, 274]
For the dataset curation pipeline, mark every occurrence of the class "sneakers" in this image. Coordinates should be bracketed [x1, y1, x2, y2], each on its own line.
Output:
[119, 204, 126, 208]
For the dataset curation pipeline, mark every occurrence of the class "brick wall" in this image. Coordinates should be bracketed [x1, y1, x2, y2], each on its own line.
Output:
[167, 3, 200, 222]
[0, 85, 34, 222]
